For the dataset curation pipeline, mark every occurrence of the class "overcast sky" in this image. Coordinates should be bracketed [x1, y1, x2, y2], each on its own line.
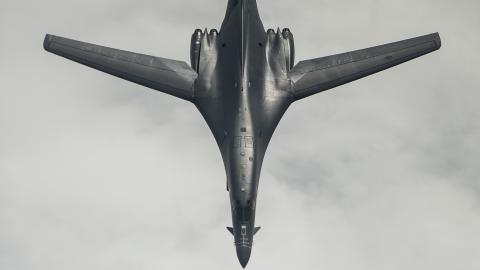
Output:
[1, 0, 479, 269]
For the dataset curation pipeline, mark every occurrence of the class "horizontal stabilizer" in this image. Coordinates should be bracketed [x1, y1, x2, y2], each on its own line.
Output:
[43, 34, 198, 101]
[289, 33, 441, 100]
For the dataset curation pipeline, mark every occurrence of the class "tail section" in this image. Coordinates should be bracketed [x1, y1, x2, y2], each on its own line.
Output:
[220, 0, 264, 33]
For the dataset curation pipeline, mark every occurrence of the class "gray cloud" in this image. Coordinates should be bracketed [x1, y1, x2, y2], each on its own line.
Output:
[1, 0, 480, 269]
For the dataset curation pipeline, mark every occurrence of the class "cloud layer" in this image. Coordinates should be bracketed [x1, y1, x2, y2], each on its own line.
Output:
[1, 0, 479, 269]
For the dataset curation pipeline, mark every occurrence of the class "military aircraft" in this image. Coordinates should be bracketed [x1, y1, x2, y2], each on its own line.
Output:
[44, 0, 440, 267]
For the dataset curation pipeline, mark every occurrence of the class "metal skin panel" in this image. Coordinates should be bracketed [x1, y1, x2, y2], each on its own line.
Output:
[43, 35, 197, 101]
[289, 33, 441, 100]
[44, 0, 441, 267]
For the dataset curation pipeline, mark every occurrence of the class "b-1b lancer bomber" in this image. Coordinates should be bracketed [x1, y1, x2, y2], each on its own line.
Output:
[44, 0, 441, 267]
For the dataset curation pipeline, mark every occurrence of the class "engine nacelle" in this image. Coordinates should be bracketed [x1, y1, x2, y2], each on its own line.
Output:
[266, 28, 295, 72]
[191, 27, 294, 73]
[190, 28, 219, 72]
[282, 28, 295, 71]
[190, 29, 203, 72]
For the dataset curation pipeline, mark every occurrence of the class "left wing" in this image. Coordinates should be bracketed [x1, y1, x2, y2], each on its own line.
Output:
[288, 33, 441, 100]
[44, 34, 197, 101]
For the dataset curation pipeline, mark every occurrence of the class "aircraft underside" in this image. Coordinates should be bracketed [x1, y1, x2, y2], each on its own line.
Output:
[44, 0, 441, 268]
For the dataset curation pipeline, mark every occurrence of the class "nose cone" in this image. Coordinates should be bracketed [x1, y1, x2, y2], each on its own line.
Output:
[236, 245, 252, 268]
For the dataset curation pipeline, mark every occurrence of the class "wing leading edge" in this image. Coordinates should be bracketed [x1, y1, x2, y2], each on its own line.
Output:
[44, 34, 197, 101]
[288, 33, 441, 100]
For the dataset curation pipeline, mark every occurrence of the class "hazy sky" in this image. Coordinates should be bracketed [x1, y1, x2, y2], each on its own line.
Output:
[1, 0, 479, 269]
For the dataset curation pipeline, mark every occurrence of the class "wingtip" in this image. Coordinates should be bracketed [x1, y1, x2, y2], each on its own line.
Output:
[43, 34, 54, 51]
[433, 32, 442, 50]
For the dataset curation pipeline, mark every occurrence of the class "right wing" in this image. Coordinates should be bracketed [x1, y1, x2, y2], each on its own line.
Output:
[288, 33, 441, 100]
[44, 34, 197, 101]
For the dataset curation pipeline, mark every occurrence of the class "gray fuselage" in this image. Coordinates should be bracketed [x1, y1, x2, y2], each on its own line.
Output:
[191, 0, 294, 266]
